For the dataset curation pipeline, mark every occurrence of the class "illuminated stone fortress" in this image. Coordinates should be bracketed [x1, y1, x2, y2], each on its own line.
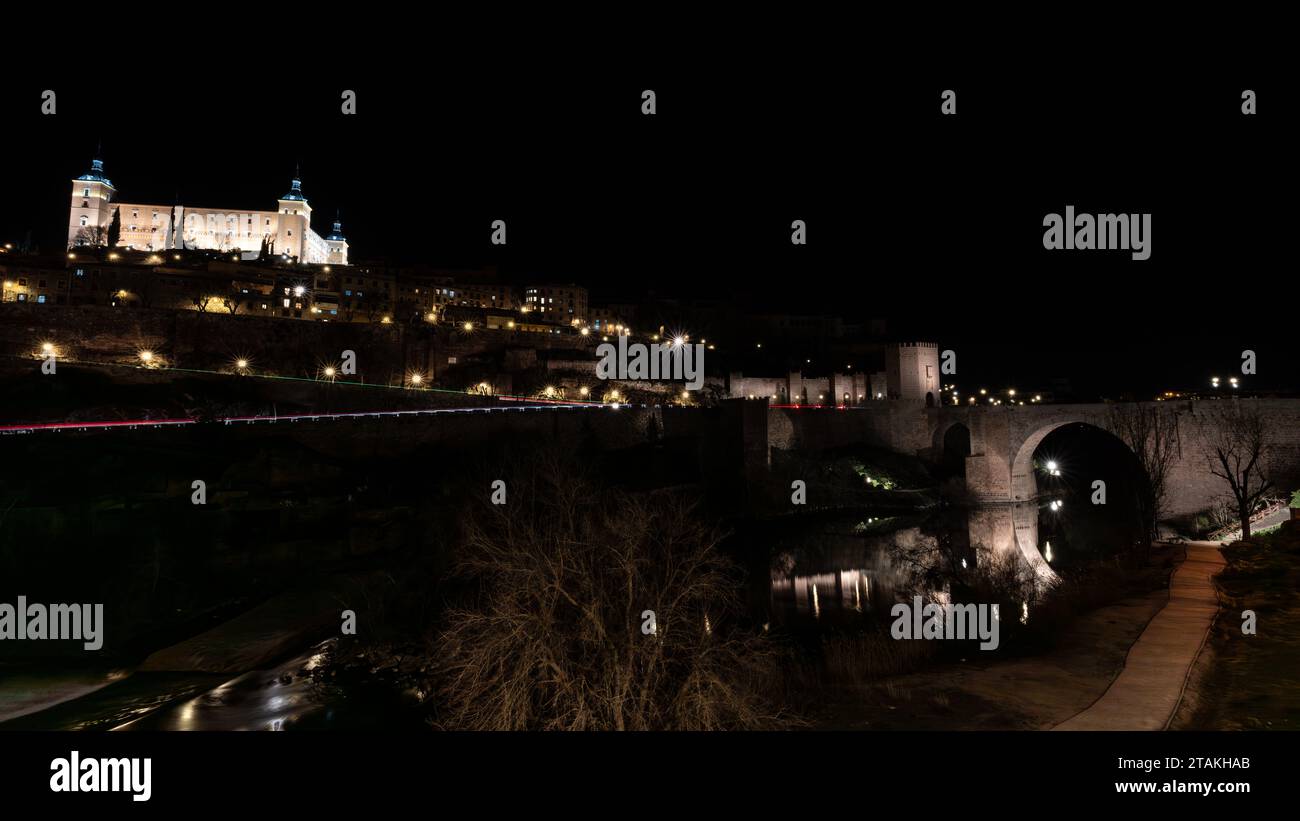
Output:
[67, 156, 348, 265]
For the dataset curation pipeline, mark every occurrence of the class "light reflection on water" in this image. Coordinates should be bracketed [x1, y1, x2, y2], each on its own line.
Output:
[5, 640, 424, 732]
[117, 641, 350, 731]
[771, 570, 873, 621]
[765, 504, 1050, 627]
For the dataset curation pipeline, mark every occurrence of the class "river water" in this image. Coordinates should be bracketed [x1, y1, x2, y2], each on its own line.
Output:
[753, 499, 1122, 629]
[3, 500, 1119, 730]
[0, 640, 423, 731]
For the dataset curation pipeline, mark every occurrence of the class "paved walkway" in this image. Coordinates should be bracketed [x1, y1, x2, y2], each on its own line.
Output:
[1054, 542, 1225, 731]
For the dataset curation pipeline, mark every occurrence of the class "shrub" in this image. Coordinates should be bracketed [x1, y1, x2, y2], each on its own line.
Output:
[434, 450, 791, 730]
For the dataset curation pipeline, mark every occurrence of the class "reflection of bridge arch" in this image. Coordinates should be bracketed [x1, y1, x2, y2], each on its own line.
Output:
[1012, 501, 1054, 583]
[967, 503, 1056, 584]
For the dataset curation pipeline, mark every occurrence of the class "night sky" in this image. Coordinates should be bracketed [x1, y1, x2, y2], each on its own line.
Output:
[0, 62, 1292, 398]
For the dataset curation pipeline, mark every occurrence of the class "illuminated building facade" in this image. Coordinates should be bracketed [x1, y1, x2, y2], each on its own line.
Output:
[523, 283, 588, 324]
[67, 156, 348, 265]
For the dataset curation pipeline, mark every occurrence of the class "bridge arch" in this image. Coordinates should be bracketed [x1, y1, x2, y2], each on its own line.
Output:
[1009, 415, 1139, 503]
[1008, 417, 1150, 578]
[1010, 418, 1088, 503]
[934, 420, 971, 478]
[1004, 418, 1095, 584]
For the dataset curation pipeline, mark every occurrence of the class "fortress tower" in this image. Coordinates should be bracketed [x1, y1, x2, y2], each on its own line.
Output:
[68, 156, 117, 247]
[274, 176, 313, 260]
[325, 213, 349, 266]
[886, 341, 941, 404]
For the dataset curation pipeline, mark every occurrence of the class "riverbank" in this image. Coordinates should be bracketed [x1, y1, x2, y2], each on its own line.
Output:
[1054, 541, 1222, 730]
[1171, 520, 1300, 729]
[810, 543, 1182, 729]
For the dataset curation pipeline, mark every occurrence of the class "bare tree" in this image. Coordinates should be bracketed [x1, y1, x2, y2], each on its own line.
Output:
[222, 289, 243, 315]
[435, 450, 790, 730]
[192, 294, 214, 313]
[1107, 403, 1180, 552]
[74, 226, 107, 247]
[1203, 401, 1272, 539]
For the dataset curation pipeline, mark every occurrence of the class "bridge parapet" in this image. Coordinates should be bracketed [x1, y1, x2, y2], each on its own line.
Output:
[773, 399, 1300, 520]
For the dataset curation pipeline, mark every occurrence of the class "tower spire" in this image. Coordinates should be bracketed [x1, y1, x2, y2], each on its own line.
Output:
[78, 143, 112, 186]
[282, 164, 306, 201]
[327, 209, 346, 242]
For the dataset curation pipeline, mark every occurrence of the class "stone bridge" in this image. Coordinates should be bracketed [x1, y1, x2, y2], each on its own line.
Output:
[763, 398, 1300, 579]
[768, 398, 1300, 519]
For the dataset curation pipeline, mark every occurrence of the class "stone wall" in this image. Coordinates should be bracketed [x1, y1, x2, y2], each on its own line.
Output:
[0, 303, 598, 388]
